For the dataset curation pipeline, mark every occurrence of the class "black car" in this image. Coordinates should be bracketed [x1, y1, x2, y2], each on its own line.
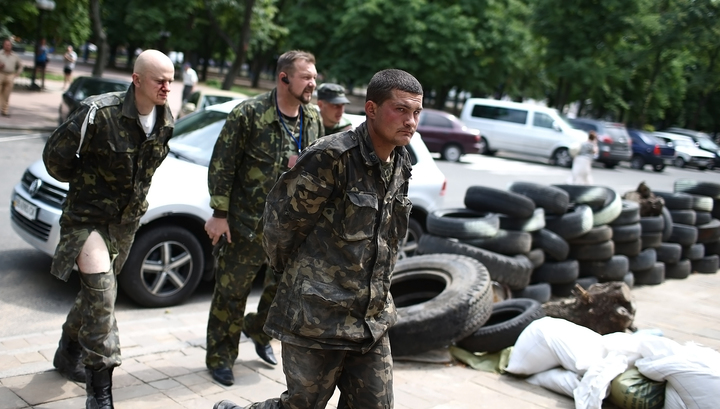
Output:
[664, 127, 720, 169]
[58, 76, 131, 124]
[626, 129, 676, 172]
[566, 118, 633, 168]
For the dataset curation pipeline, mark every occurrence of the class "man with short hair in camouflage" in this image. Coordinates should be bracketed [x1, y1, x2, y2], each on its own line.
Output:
[213, 68, 422, 409]
[203, 50, 323, 386]
[316, 82, 352, 136]
[43, 50, 175, 409]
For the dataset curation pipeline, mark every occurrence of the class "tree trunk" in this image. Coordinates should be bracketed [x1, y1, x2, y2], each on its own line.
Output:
[221, 0, 255, 90]
[89, 0, 108, 77]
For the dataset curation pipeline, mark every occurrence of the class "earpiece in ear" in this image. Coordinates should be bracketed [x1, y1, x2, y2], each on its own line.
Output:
[282, 76, 290, 84]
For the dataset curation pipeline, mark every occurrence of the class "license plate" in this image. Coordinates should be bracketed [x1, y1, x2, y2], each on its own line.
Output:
[13, 195, 38, 221]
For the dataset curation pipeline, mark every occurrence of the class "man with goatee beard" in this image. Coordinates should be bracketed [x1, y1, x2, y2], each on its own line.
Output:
[204, 50, 323, 386]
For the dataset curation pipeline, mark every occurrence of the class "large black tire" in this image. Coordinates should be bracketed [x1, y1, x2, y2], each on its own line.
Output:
[545, 204, 594, 240]
[550, 148, 573, 168]
[507, 182, 570, 215]
[624, 272, 635, 289]
[568, 225, 614, 245]
[531, 260, 579, 284]
[464, 186, 536, 219]
[639, 216, 664, 234]
[668, 224, 699, 247]
[689, 195, 714, 212]
[665, 259, 692, 279]
[610, 223, 641, 243]
[119, 225, 205, 308]
[656, 242, 682, 264]
[417, 235, 534, 290]
[692, 255, 719, 274]
[695, 211, 713, 226]
[640, 232, 663, 249]
[389, 254, 493, 356]
[399, 217, 424, 259]
[499, 208, 546, 232]
[697, 219, 720, 244]
[511, 283, 552, 303]
[715, 199, 720, 219]
[661, 206, 674, 242]
[578, 255, 629, 281]
[532, 229, 569, 261]
[614, 239, 642, 257]
[610, 200, 641, 226]
[426, 208, 500, 239]
[551, 282, 578, 297]
[669, 210, 697, 226]
[682, 243, 705, 261]
[653, 191, 693, 210]
[552, 185, 612, 210]
[568, 240, 615, 261]
[628, 249, 657, 273]
[456, 299, 545, 354]
[592, 189, 622, 226]
[462, 230, 532, 255]
[525, 248, 546, 268]
[705, 240, 720, 257]
[633, 262, 665, 285]
[674, 180, 720, 199]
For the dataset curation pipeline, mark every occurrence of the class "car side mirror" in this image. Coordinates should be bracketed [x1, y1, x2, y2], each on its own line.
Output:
[552, 121, 561, 132]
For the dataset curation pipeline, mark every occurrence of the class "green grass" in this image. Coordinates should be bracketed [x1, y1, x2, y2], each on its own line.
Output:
[205, 78, 263, 97]
[19, 70, 64, 82]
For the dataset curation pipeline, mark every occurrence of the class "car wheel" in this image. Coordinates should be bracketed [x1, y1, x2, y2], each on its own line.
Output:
[674, 157, 686, 168]
[604, 161, 617, 169]
[119, 225, 204, 308]
[478, 137, 491, 155]
[652, 164, 665, 172]
[550, 148, 572, 168]
[630, 156, 645, 170]
[441, 144, 463, 162]
[398, 217, 423, 259]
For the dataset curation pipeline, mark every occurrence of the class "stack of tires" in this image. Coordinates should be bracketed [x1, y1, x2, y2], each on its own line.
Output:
[651, 191, 701, 279]
[629, 209, 666, 285]
[607, 200, 644, 287]
[671, 180, 720, 273]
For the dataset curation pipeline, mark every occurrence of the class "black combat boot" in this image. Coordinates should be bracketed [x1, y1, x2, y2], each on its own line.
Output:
[85, 367, 114, 409]
[53, 332, 86, 382]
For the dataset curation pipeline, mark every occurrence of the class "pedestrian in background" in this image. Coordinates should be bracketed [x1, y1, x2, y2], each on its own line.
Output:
[203, 50, 323, 387]
[34, 38, 49, 89]
[569, 130, 598, 185]
[0, 38, 24, 117]
[317, 82, 352, 135]
[182, 62, 198, 103]
[43, 49, 175, 409]
[63, 45, 77, 89]
[213, 68, 421, 409]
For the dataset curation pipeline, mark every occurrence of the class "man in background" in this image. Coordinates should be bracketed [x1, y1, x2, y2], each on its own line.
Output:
[0, 39, 24, 117]
[317, 82, 352, 135]
[182, 62, 198, 103]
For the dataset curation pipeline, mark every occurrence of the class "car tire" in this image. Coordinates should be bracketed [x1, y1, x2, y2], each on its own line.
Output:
[426, 208, 500, 239]
[653, 164, 665, 172]
[640, 232, 663, 249]
[661, 206, 674, 242]
[568, 225, 614, 245]
[464, 186, 536, 219]
[462, 230, 532, 256]
[610, 200, 641, 226]
[630, 155, 645, 170]
[674, 157, 686, 168]
[668, 224, 699, 247]
[119, 225, 204, 308]
[639, 216, 665, 233]
[633, 262, 665, 285]
[697, 219, 720, 244]
[689, 194, 714, 212]
[682, 243, 705, 261]
[544, 204, 594, 240]
[441, 144, 463, 162]
[665, 259, 692, 279]
[532, 228, 569, 261]
[603, 161, 618, 169]
[499, 208, 546, 232]
[610, 223, 642, 243]
[578, 255, 629, 281]
[614, 239, 642, 257]
[674, 180, 720, 199]
[627, 249, 657, 273]
[669, 210, 697, 226]
[552, 185, 611, 211]
[398, 217, 423, 259]
[695, 211, 713, 226]
[478, 137, 491, 155]
[550, 148, 573, 168]
[531, 260, 579, 284]
[568, 240, 615, 261]
[691, 255, 719, 274]
[656, 242, 682, 264]
[507, 182, 570, 215]
[653, 191, 693, 210]
[511, 283, 552, 303]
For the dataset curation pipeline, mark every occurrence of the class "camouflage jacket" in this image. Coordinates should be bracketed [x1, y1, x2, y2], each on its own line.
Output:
[262, 122, 413, 352]
[324, 114, 353, 136]
[43, 85, 174, 226]
[207, 88, 323, 243]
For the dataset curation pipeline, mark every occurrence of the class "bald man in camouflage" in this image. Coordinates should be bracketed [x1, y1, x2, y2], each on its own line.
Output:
[43, 49, 175, 409]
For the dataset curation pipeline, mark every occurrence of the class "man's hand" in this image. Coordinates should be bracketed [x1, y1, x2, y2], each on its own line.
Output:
[205, 217, 231, 245]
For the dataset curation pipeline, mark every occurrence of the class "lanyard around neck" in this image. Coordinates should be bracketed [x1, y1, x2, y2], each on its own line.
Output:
[276, 95, 303, 153]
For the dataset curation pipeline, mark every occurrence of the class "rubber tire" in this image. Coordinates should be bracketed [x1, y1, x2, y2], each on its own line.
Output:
[531, 260, 579, 284]
[441, 144, 463, 162]
[464, 186, 536, 219]
[628, 249, 657, 273]
[674, 180, 720, 199]
[478, 137, 491, 155]
[695, 211, 712, 226]
[462, 230, 532, 256]
[652, 164, 665, 172]
[639, 216, 664, 234]
[661, 206, 674, 242]
[656, 242, 682, 264]
[499, 208, 546, 232]
[665, 259, 692, 279]
[389, 254, 493, 356]
[457, 298, 545, 354]
[668, 224, 699, 247]
[705, 240, 720, 257]
[551, 282, 578, 297]
[525, 248, 545, 269]
[545, 204, 594, 240]
[697, 219, 720, 244]
[689, 194, 714, 212]
[592, 188, 622, 226]
[681, 243, 705, 261]
[578, 255, 630, 281]
[532, 229, 569, 261]
[119, 225, 204, 308]
[669, 210, 697, 226]
[674, 157, 686, 169]
[416, 235, 534, 290]
[630, 155, 645, 170]
[610, 223, 642, 243]
[511, 283, 552, 303]
[426, 208, 500, 240]
[653, 191, 693, 210]
[610, 200, 641, 226]
[568, 240, 615, 261]
[568, 225, 614, 245]
[552, 185, 612, 210]
[640, 232, 663, 249]
[508, 182, 570, 215]
[633, 262, 665, 285]
[623, 272, 635, 289]
[399, 217, 423, 260]
[550, 148, 573, 168]
[691, 255, 720, 274]
[614, 239, 642, 257]
[576, 276, 599, 289]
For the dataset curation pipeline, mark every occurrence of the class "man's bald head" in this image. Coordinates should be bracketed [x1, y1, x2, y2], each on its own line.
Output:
[131, 49, 175, 114]
[134, 49, 174, 76]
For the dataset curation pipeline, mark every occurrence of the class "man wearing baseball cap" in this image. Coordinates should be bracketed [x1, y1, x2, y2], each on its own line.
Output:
[317, 83, 353, 136]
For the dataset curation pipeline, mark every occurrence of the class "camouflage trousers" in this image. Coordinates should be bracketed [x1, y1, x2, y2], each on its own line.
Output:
[205, 252, 277, 370]
[58, 222, 138, 371]
[247, 335, 394, 409]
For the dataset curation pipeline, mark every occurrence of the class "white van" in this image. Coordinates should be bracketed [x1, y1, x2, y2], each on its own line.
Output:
[459, 98, 586, 167]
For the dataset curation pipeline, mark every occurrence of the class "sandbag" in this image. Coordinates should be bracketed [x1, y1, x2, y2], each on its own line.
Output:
[526, 368, 580, 398]
[609, 367, 665, 409]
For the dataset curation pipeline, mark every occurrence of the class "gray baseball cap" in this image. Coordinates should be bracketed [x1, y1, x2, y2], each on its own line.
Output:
[317, 83, 350, 104]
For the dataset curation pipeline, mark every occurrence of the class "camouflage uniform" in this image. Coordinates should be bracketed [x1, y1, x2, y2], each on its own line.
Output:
[43, 85, 174, 370]
[205, 88, 323, 371]
[324, 114, 353, 136]
[251, 122, 412, 409]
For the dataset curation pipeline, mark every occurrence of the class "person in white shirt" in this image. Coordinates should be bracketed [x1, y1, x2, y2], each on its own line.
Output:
[63, 46, 78, 89]
[182, 62, 198, 103]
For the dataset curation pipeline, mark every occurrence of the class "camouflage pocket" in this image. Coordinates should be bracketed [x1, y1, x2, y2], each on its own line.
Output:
[341, 192, 378, 241]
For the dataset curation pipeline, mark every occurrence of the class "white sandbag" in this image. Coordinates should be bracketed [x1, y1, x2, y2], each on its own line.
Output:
[601, 331, 680, 367]
[526, 368, 581, 397]
[574, 352, 628, 409]
[636, 342, 720, 409]
[506, 317, 605, 376]
[664, 384, 686, 409]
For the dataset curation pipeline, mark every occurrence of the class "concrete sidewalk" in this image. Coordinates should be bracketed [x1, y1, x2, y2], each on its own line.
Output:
[1, 271, 719, 409]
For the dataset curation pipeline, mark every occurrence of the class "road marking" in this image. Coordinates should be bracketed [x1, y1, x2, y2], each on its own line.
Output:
[461, 155, 568, 175]
[0, 133, 46, 142]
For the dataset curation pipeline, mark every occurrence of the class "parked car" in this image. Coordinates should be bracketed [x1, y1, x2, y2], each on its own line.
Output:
[10, 101, 446, 308]
[58, 76, 131, 124]
[178, 88, 247, 118]
[664, 127, 720, 169]
[459, 98, 586, 167]
[654, 132, 715, 170]
[416, 108, 482, 162]
[626, 129, 675, 172]
[565, 118, 633, 168]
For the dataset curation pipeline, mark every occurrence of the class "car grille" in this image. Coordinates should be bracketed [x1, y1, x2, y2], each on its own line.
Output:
[21, 170, 67, 208]
[10, 206, 52, 241]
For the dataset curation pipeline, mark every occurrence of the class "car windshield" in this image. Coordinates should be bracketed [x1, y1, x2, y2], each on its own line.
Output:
[672, 138, 695, 148]
[168, 110, 228, 166]
[697, 135, 719, 151]
[638, 131, 664, 146]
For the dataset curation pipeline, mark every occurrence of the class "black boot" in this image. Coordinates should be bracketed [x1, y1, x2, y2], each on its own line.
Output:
[53, 332, 86, 382]
[85, 368, 114, 409]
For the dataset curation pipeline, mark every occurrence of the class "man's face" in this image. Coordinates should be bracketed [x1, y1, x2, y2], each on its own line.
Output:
[318, 100, 346, 127]
[133, 63, 175, 106]
[3, 40, 11, 53]
[368, 90, 422, 149]
[286, 60, 317, 104]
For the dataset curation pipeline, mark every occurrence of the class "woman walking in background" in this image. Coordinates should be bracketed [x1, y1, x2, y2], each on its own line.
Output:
[569, 130, 598, 185]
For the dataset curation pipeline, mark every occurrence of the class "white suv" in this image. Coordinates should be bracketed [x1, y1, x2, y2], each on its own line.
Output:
[10, 101, 446, 308]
